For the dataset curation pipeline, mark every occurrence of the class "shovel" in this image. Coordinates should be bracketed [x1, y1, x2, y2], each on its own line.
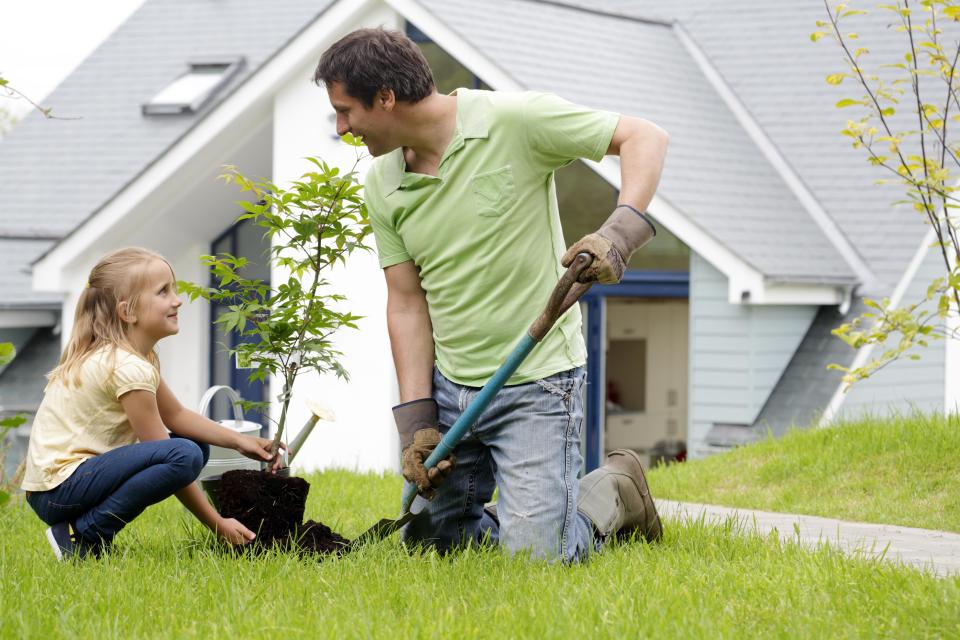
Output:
[346, 253, 594, 550]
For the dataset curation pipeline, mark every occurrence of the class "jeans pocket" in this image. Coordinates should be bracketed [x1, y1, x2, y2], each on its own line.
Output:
[470, 165, 518, 218]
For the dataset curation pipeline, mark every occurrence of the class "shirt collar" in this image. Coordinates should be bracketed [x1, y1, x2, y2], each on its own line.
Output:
[380, 88, 489, 196]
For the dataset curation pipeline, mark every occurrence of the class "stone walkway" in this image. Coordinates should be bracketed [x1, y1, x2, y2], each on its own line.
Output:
[658, 499, 960, 578]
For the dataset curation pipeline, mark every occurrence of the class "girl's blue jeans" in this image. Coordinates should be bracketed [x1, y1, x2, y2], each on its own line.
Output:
[26, 436, 209, 544]
[402, 366, 598, 562]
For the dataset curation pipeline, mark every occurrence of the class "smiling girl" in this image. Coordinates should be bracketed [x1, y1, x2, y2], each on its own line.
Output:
[21, 247, 280, 560]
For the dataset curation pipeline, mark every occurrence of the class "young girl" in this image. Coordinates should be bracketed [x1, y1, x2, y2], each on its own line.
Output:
[21, 247, 281, 560]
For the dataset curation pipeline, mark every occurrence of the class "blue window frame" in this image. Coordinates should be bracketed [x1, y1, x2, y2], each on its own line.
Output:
[208, 219, 270, 428]
[581, 270, 689, 471]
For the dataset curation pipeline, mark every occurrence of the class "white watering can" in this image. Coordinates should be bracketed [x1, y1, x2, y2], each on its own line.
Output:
[196, 385, 264, 481]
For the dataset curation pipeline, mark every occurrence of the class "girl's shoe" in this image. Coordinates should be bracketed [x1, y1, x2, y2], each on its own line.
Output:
[45, 522, 103, 560]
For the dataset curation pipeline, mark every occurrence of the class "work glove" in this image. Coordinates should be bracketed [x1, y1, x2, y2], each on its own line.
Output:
[393, 398, 456, 499]
[561, 204, 657, 284]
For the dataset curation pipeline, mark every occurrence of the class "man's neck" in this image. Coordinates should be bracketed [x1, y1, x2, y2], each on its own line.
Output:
[399, 93, 458, 176]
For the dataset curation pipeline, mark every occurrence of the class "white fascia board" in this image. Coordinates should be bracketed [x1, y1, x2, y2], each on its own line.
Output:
[946, 244, 959, 416]
[588, 157, 847, 305]
[818, 227, 937, 426]
[382, 0, 525, 90]
[0, 310, 58, 328]
[673, 22, 877, 291]
[393, 0, 848, 306]
[32, 0, 379, 293]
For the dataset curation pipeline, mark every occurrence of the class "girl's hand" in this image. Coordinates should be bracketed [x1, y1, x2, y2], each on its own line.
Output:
[215, 517, 256, 546]
[236, 435, 285, 472]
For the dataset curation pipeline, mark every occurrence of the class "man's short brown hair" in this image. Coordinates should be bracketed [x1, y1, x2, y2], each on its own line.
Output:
[314, 28, 435, 106]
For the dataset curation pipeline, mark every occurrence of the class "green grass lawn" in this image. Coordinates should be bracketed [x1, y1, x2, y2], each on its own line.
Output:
[648, 412, 960, 532]
[2, 464, 959, 639]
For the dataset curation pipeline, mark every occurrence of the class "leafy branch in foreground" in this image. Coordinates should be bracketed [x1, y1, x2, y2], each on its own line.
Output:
[179, 136, 371, 457]
[815, 0, 960, 387]
[0, 343, 26, 505]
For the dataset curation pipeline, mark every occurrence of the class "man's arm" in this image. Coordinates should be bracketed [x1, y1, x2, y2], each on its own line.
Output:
[606, 115, 669, 213]
[562, 116, 669, 284]
[384, 260, 434, 402]
[383, 260, 454, 497]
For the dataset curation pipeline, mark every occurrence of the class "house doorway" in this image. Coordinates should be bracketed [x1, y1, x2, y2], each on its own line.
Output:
[581, 272, 689, 471]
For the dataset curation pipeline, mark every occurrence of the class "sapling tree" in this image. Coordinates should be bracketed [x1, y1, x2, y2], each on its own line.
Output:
[814, 0, 960, 387]
[0, 343, 26, 505]
[179, 137, 371, 459]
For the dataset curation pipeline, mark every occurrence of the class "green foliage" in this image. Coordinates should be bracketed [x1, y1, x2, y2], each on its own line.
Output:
[178, 142, 371, 453]
[0, 342, 26, 505]
[816, 1, 960, 386]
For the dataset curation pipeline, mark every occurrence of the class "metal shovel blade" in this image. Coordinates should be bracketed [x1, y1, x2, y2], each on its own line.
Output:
[345, 510, 417, 551]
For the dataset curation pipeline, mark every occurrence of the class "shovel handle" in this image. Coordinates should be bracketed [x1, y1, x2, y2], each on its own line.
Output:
[399, 252, 595, 515]
[528, 252, 594, 341]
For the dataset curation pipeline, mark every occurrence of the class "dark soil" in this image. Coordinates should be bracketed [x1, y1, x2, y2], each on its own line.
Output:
[217, 469, 349, 555]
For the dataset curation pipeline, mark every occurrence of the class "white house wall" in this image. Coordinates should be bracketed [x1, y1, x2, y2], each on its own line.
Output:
[270, 3, 402, 474]
[688, 253, 818, 458]
[837, 245, 948, 418]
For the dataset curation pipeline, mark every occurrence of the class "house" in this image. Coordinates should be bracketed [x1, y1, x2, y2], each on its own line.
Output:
[2, 0, 957, 477]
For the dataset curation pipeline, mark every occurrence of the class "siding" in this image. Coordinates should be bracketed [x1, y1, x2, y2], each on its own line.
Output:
[838, 245, 947, 418]
[688, 254, 818, 457]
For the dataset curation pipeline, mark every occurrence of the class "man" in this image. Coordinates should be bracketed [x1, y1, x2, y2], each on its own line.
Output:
[315, 28, 669, 562]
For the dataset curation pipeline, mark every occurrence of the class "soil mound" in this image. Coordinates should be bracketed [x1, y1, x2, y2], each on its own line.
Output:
[218, 469, 348, 555]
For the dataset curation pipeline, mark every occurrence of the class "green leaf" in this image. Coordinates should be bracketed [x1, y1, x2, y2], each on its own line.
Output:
[0, 343, 15, 367]
[826, 73, 846, 85]
[836, 98, 863, 108]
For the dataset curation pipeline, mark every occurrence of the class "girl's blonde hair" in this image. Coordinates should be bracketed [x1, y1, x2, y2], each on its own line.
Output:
[49, 247, 173, 386]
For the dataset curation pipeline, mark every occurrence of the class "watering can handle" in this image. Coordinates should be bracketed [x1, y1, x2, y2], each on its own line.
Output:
[198, 385, 245, 426]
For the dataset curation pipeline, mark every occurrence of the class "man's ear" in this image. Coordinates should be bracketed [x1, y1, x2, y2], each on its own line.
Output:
[377, 88, 396, 111]
[118, 301, 136, 324]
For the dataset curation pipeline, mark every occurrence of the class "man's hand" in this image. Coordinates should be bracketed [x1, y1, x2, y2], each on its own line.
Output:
[394, 398, 455, 498]
[562, 204, 656, 283]
[235, 435, 285, 473]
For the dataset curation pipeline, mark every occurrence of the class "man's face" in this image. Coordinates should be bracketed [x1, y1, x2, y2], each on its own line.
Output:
[326, 82, 395, 157]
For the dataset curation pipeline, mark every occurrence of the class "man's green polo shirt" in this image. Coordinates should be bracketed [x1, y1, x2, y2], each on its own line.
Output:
[365, 89, 619, 387]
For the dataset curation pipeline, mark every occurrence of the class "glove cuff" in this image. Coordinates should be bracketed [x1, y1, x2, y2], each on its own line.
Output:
[598, 205, 657, 261]
[393, 398, 439, 450]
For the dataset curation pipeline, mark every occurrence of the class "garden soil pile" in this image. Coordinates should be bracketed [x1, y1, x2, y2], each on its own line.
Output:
[217, 470, 349, 555]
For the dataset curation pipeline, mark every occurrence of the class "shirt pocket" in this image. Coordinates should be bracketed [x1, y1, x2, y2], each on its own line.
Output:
[470, 165, 518, 218]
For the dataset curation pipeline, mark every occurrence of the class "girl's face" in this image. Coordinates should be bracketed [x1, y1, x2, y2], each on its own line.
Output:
[130, 259, 183, 340]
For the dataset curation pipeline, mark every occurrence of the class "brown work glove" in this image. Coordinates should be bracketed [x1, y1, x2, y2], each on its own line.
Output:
[562, 204, 657, 284]
[394, 398, 456, 499]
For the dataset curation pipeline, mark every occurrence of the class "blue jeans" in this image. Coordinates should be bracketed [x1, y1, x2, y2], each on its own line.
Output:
[402, 366, 597, 562]
[26, 436, 209, 544]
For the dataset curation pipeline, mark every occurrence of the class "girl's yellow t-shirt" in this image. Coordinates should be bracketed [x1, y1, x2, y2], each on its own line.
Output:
[21, 347, 159, 492]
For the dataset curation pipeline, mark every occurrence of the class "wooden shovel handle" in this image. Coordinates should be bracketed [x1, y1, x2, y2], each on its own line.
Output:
[528, 253, 594, 342]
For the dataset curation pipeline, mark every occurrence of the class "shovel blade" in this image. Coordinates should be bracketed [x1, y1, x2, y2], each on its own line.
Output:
[345, 510, 417, 552]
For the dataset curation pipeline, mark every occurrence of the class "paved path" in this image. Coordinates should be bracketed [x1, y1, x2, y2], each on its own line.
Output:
[658, 500, 960, 578]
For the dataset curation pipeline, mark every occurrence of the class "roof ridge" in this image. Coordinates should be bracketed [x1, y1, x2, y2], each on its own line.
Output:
[672, 20, 878, 290]
[518, 0, 673, 27]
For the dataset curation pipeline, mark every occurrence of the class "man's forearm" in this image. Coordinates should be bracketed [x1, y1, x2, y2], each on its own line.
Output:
[387, 309, 435, 402]
[614, 118, 669, 211]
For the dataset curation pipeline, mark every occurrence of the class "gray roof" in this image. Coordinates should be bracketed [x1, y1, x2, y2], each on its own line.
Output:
[419, 0, 859, 285]
[0, 0, 334, 308]
[0, 0, 940, 307]
[0, 239, 59, 308]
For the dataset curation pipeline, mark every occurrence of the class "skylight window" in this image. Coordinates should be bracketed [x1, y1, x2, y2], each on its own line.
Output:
[142, 59, 244, 115]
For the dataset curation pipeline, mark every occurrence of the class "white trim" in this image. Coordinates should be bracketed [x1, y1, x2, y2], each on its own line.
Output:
[946, 243, 959, 416]
[588, 157, 847, 305]
[673, 22, 877, 292]
[398, 0, 855, 306]
[0, 310, 58, 328]
[382, 0, 525, 90]
[819, 227, 937, 425]
[32, 0, 379, 291]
